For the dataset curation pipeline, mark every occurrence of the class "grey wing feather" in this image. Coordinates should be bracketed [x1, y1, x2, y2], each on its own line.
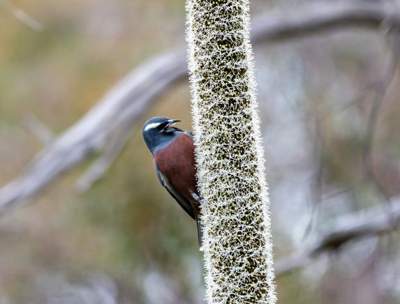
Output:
[156, 169, 196, 219]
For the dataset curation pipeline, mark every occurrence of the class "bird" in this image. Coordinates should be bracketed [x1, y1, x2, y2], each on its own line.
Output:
[142, 116, 203, 245]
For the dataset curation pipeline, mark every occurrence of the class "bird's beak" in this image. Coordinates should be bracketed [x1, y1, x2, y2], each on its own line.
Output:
[167, 119, 180, 126]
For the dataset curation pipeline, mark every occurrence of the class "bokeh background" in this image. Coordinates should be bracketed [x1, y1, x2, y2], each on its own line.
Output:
[0, 0, 400, 303]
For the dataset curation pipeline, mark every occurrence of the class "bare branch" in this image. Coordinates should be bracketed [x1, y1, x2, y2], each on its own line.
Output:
[75, 122, 133, 192]
[0, 51, 186, 212]
[251, 2, 400, 43]
[276, 197, 400, 276]
[1, 1, 400, 213]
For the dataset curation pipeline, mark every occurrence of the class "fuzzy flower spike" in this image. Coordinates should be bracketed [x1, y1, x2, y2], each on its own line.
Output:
[186, 0, 277, 303]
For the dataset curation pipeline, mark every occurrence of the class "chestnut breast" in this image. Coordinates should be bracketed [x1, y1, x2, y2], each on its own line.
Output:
[154, 133, 199, 212]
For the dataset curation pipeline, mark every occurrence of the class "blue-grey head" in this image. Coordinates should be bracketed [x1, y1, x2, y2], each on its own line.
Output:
[142, 117, 182, 154]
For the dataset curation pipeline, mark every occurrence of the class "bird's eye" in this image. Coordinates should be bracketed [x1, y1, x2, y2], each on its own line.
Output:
[158, 122, 168, 129]
[158, 122, 169, 131]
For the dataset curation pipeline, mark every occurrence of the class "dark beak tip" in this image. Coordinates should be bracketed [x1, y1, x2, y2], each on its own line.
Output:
[169, 119, 180, 125]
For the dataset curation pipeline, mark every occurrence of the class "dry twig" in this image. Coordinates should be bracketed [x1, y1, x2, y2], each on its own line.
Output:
[276, 197, 400, 276]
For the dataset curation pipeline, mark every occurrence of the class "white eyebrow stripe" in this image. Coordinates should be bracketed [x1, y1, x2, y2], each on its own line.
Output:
[144, 122, 161, 131]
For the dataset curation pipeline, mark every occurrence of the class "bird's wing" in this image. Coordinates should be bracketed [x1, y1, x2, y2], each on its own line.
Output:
[156, 168, 196, 219]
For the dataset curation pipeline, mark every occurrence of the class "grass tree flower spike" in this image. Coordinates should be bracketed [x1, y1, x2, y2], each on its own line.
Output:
[186, 0, 277, 303]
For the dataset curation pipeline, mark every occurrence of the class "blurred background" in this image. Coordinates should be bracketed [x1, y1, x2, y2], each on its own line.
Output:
[0, 0, 400, 303]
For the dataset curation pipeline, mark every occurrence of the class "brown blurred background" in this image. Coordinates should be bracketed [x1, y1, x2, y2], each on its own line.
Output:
[0, 0, 400, 303]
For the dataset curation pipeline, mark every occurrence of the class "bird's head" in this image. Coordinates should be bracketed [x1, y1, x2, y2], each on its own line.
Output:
[142, 116, 182, 154]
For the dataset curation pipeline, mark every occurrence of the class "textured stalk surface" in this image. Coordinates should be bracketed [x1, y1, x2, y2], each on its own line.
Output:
[186, 1, 277, 303]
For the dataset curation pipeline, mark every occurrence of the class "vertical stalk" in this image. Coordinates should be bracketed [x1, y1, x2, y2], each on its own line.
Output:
[186, 1, 277, 303]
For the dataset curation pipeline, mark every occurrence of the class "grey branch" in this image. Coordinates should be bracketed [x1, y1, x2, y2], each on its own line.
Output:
[1, 1, 400, 213]
[276, 197, 400, 276]
[0, 52, 186, 212]
[252, 2, 400, 43]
